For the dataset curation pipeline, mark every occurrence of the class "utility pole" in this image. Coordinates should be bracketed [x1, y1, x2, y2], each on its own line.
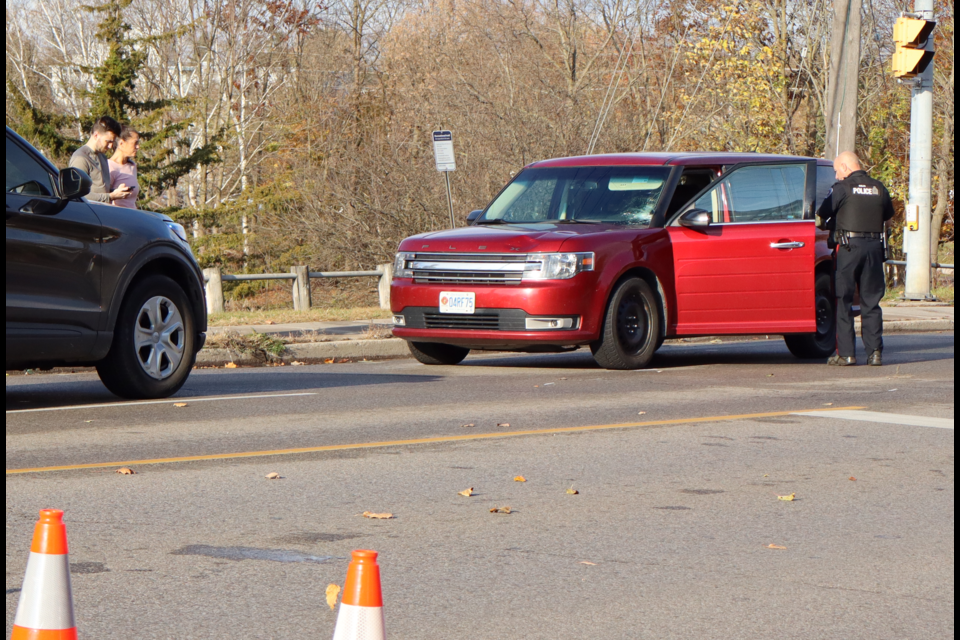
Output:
[893, 3, 937, 299]
[824, 0, 862, 159]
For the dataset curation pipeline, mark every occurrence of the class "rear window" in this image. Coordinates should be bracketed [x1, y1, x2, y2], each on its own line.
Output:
[480, 166, 672, 227]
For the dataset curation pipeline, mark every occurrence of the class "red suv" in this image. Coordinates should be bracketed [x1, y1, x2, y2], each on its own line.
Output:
[391, 153, 838, 369]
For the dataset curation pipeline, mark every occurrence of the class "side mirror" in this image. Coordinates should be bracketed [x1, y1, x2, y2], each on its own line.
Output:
[59, 167, 92, 200]
[466, 209, 483, 223]
[678, 208, 712, 229]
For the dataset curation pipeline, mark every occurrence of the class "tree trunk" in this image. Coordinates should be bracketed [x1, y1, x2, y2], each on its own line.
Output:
[824, 0, 861, 159]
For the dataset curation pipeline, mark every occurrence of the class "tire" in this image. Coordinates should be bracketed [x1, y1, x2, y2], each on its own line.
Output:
[96, 275, 196, 399]
[784, 272, 836, 359]
[591, 277, 660, 370]
[407, 341, 470, 365]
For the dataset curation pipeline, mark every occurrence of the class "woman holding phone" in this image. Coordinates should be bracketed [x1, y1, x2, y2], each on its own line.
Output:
[108, 126, 141, 209]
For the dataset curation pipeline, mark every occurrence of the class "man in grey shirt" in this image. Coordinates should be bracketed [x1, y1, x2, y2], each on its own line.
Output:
[69, 116, 131, 203]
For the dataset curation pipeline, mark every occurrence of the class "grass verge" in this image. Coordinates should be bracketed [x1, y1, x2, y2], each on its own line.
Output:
[208, 306, 389, 326]
[883, 284, 954, 303]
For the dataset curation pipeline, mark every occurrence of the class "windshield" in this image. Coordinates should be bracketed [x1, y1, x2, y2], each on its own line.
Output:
[479, 166, 671, 227]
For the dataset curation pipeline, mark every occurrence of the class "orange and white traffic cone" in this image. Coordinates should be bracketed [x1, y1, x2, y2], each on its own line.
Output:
[11, 509, 77, 640]
[332, 549, 385, 640]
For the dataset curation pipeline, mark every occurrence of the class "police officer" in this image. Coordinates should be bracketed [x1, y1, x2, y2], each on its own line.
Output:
[817, 151, 895, 366]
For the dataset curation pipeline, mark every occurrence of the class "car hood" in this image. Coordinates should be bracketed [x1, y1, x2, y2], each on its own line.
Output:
[85, 200, 173, 222]
[397, 222, 620, 254]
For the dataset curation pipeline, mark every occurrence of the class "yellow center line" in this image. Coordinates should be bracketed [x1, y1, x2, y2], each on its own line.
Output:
[6, 406, 866, 475]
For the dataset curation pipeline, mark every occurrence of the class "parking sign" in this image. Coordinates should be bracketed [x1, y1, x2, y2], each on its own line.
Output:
[432, 131, 456, 172]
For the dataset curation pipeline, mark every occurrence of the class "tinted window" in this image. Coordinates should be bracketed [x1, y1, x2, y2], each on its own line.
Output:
[482, 166, 672, 227]
[665, 169, 716, 217]
[689, 164, 807, 223]
[6, 137, 55, 196]
[815, 165, 836, 211]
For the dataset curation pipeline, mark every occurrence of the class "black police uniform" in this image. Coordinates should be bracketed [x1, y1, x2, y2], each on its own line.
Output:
[816, 169, 895, 361]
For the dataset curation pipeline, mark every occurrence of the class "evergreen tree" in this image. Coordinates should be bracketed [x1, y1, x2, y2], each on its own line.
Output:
[81, 0, 220, 199]
[8, 0, 219, 203]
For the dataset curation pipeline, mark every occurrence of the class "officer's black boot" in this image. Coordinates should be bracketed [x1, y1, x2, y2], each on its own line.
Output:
[867, 350, 882, 366]
[827, 354, 856, 366]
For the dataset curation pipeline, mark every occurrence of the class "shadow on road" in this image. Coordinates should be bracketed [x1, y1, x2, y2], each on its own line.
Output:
[5, 368, 442, 412]
[460, 333, 954, 370]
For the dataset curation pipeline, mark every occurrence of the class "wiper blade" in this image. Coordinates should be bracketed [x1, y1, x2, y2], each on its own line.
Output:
[474, 219, 509, 225]
[556, 219, 602, 224]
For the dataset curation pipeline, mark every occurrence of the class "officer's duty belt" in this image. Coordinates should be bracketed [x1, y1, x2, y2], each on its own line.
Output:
[843, 231, 883, 239]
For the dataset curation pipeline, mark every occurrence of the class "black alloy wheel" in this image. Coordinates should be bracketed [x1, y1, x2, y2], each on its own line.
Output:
[408, 341, 470, 365]
[784, 272, 837, 359]
[591, 277, 660, 370]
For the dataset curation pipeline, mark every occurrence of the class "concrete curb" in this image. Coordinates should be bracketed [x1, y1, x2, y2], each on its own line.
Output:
[196, 338, 410, 366]
[873, 319, 953, 333]
[196, 319, 951, 367]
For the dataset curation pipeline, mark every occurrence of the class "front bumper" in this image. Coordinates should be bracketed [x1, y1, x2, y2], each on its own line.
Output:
[390, 277, 602, 348]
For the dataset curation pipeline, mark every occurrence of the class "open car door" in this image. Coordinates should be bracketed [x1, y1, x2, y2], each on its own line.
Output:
[666, 161, 818, 336]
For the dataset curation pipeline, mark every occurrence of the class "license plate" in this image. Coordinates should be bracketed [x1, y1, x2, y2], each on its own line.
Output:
[439, 291, 475, 314]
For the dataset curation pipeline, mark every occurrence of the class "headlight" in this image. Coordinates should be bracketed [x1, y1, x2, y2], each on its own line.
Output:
[522, 252, 594, 281]
[166, 221, 189, 243]
[394, 252, 415, 278]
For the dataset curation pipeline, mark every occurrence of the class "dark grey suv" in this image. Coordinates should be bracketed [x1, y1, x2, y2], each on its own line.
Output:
[6, 126, 206, 398]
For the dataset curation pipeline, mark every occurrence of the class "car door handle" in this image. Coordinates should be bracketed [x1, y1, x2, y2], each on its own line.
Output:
[770, 241, 804, 249]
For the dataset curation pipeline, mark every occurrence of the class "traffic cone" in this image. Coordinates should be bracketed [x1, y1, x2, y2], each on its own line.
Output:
[332, 549, 385, 640]
[11, 509, 77, 640]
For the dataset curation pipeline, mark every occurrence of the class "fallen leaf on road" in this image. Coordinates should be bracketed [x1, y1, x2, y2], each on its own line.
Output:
[497, 422, 511, 428]
[823, 402, 833, 406]
[543, 382, 555, 386]
[489, 506, 511, 514]
[560, 377, 567, 380]
[324, 358, 335, 364]
[84, 420, 94, 423]
[326, 584, 340, 610]
[767, 374, 774, 377]
[362, 511, 394, 519]
[763, 474, 769, 477]
[566, 488, 579, 495]
[637, 411, 646, 415]
[458, 488, 475, 497]
[461, 423, 475, 428]
[173, 402, 188, 407]
[264, 320, 276, 325]
[579, 561, 597, 565]
[849, 476, 856, 481]
[291, 361, 305, 366]
[514, 476, 526, 482]
[116, 467, 136, 475]
[777, 493, 796, 501]
[534, 385, 539, 388]
[224, 362, 238, 369]
[265, 472, 281, 480]
[766, 544, 787, 550]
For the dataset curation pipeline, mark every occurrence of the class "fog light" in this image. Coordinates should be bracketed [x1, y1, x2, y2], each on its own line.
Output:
[393, 315, 406, 326]
[525, 317, 574, 330]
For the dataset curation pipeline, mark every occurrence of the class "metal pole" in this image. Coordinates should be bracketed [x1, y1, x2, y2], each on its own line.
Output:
[444, 171, 456, 229]
[904, 0, 935, 300]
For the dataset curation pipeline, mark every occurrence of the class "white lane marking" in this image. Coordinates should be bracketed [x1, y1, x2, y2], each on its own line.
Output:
[794, 410, 954, 430]
[6, 392, 317, 414]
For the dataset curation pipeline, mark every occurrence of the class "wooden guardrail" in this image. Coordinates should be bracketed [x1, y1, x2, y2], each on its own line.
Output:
[202, 264, 394, 314]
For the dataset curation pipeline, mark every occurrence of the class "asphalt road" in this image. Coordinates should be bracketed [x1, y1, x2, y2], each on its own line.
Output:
[6, 333, 955, 639]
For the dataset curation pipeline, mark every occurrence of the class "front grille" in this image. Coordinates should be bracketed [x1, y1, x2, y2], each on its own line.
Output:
[423, 313, 500, 330]
[408, 253, 530, 285]
[400, 308, 578, 332]
[413, 271, 521, 285]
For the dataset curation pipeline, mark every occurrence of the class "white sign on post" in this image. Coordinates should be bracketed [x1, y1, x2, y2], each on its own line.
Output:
[432, 130, 456, 172]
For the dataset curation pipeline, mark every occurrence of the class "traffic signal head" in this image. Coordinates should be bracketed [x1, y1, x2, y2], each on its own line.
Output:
[892, 17, 935, 79]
